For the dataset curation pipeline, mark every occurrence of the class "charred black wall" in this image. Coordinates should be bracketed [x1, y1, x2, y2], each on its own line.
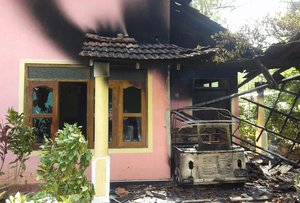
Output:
[19, 0, 170, 60]
[170, 0, 225, 48]
[124, 0, 170, 43]
[170, 66, 238, 109]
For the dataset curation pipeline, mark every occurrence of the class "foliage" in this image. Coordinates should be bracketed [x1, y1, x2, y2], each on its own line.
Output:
[238, 104, 256, 144]
[257, 1, 300, 43]
[5, 192, 74, 203]
[238, 68, 300, 147]
[36, 123, 94, 202]
[28, 192, 76, 203]
[190, 0, 237, 25]
[210, 1, 300, 63]
[0, 122, 9, 176]
[211, 30, 260, 63]
[6, 108, 35, 186]
[266, 70, 300, 140]
[5, 192, 29, 203]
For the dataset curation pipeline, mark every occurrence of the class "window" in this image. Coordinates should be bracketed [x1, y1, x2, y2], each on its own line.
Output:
[25, 64, 148, 149]
[25, 64, 93, 148]
[193, 79, 228, 89]
[27, 82, 58, 144]
[108, 80, 147, 148]
[192, 79, 230, 119]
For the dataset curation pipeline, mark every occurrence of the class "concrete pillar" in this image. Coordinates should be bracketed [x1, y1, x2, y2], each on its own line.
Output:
[92, 62, 110, 203]
[255, 87, 268, 153]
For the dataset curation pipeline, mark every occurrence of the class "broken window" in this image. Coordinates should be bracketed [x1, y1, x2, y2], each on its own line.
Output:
[32, 86, 53, 114]
[33, 118, 52, 144]
[26, 81, 58, 147]
[25, 64, 93, 148]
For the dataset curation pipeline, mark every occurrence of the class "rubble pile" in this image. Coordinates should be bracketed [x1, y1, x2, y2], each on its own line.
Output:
[110, 153, 299, 203]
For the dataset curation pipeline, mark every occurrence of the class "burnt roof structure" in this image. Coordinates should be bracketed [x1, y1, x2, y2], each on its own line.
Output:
[238, 35, 300, 87]
[170, 0, 226, 48]
[79, 33, 217, 61]
[263, 35, 300, 67]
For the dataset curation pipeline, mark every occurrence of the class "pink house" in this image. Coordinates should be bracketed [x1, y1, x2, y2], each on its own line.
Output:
[0, 0, 241, 201]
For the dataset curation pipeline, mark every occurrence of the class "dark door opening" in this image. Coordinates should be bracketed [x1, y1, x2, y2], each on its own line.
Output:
[192, 79, 230, 120]
[59, 82, 87, 136]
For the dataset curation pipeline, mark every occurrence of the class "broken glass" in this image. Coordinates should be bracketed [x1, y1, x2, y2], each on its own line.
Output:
[32, 86, 53, 114]
[33, 118, 52, 144]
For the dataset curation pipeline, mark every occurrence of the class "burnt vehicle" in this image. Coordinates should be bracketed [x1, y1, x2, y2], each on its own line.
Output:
[171, 107, 248, 185]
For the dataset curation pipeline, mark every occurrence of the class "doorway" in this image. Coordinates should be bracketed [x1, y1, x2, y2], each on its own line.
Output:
[59, 82, 87, 136]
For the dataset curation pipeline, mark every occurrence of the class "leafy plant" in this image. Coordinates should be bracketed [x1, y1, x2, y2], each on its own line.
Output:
[6, 191, 77, 203]
[6, 108, 35, 186]
[28, 192, 79, 203]
[37, 123, 94, 202]
[211, 30, 261, 63]
[5, 192, 30, 203]
[0, 121, 9, 176]
[190, 0, 237, 25]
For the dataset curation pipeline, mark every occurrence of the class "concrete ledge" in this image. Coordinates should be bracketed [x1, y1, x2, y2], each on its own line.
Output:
[92, 195, 110, 203]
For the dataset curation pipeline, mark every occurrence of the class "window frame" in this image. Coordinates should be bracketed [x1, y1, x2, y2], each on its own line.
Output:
[26, 81, 59, 148]
[24, 64, 94, 148]
[109, 80, 148, 148]
[193, 78, 228, 90]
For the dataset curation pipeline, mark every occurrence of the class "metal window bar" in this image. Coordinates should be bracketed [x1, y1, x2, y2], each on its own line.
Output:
[254, 82, 286, 142]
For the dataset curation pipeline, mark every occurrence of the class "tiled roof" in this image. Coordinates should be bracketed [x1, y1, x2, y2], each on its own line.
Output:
[79, 33, 216, 60]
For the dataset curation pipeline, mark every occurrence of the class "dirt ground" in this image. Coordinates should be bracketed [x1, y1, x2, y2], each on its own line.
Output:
[110, 155, 300, 203]
[110, 181, 299, 203]
[0, 154, 299, 203]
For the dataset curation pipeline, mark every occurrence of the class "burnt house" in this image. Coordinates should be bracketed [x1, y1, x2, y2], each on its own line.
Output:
[0, 0, 242, 202]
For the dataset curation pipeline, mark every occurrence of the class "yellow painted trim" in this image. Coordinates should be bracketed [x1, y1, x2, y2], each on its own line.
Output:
[108, 69, 153, 154]
[19, 59, 82, 156]
[18, 62, 25, 114]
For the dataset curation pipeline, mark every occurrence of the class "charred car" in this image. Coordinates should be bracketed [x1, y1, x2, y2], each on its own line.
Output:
[171, 107, 248, 184]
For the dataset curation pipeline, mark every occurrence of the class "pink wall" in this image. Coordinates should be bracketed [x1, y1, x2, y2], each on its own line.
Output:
[0, 0, 74, 185]
[0, 0, 70, 118]
[0, 0, 170, 184]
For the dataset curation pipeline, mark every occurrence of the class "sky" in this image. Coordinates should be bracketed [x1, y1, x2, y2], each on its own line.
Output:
[221, 0, 287, 31]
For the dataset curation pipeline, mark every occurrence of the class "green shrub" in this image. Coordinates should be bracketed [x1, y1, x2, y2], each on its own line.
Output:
[6, 192, 75, 203]
[37, 123, 94, 202]
[6, 108, 35, 185]
[5, 192, 29, 203]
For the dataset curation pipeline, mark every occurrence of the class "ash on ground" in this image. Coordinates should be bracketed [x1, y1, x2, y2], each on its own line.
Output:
[110, 153, 300, 203]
